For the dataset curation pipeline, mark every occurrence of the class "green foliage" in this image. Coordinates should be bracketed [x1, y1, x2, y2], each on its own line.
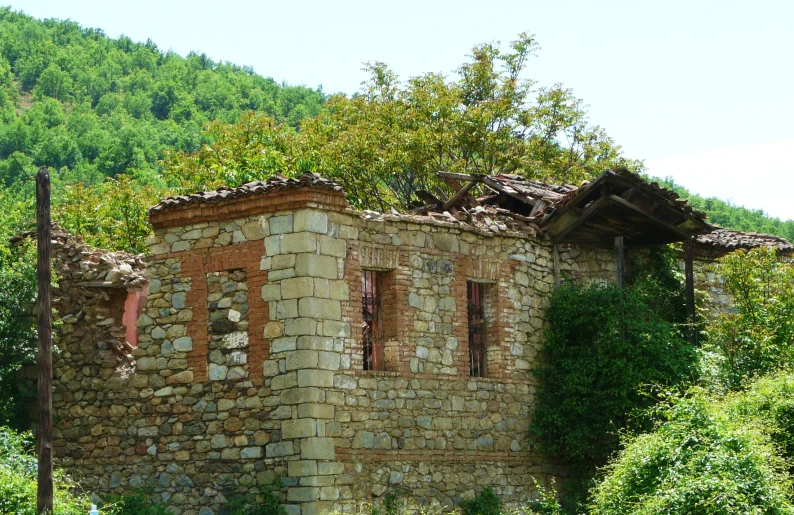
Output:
[589, 392, 794, 515]
[530, 280, 698, 466]
[102, 491, 171, 515]
[165, 34, 642, 211]
[657, 177, 794, 242]
[226, 489, 287, 515]
[0, 426, 92, 515]
[459, 487, 503, 515]
[705, 247, 794, 391]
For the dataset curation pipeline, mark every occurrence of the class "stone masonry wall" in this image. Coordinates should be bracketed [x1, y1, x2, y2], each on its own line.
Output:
[49, 188, 618, 515]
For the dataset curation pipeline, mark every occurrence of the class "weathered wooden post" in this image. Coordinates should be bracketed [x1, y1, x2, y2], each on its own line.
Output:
[614, 236, 625, 288]
[36, 166, 53, 515]
[684, 237, 698, 345]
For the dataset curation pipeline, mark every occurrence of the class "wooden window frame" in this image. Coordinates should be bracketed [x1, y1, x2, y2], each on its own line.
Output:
[362, 269, 384, 371]
[467, 281, 487, 378]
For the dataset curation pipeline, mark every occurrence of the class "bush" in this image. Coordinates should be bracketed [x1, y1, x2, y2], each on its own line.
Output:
[460, 487, 502, 515]
[590, 392, 794, 514]
[530, 283, 698, 466]
[705, 247, 794, 391]
[0, 426, 91, 515]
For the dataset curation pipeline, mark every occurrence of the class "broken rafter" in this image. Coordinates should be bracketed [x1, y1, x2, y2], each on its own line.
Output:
[442, 180, 478, 211]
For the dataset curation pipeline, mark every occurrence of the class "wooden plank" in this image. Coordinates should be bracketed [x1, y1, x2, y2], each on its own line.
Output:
[684, 237, 698, 346]
[609, 194, 690, 239]
[442, 180, 478, 211]
[553, 244, 561, 288]
[615, 236, 625, 288]
[437, 172, 485, 182]
[482, 176, 535, 206]
[36, 166, 53, 515]
[549, 195, 611, 242]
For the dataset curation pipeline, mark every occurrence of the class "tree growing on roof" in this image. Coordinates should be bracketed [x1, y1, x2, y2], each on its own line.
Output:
[164, 33, 642, 211]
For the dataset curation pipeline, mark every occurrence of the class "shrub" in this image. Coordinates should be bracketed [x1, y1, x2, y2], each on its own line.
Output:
[459, 487, 502, 515]
[590, 392, 794, 514]
[0, 426, 91, 515]
[530, 283, 698, 466]
[705, 247, 794, 391]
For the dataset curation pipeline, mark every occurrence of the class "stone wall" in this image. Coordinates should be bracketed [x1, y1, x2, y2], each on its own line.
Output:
[48, 188, 618, 515]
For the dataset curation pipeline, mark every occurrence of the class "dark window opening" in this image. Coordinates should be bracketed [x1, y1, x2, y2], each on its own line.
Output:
[362, 269, 384, 371]
[467, 281, 487, 377]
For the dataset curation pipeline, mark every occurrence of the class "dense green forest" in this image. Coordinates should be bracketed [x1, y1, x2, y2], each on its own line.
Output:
[0, 7, 325, 193]
[656, 177, 794, 242]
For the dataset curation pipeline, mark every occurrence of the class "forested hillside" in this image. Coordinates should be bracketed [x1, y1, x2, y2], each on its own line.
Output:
[0, 7, 325, 191]
[655, 177, 794, 242]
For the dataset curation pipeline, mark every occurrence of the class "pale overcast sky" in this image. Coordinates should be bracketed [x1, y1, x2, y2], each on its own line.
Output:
[10, 0, 794, 219]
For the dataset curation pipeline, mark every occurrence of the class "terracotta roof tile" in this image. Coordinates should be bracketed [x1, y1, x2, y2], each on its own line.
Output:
[149, 172, 344, 215]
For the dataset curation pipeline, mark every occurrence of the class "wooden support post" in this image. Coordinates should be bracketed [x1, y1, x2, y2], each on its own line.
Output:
[684, 237, 698, 346]
[552, 244, 561, 288]
[36, 166, 53, 515]
[614, 236, 624, 288]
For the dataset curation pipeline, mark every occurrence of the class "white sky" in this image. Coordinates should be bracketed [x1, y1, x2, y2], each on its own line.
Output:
[11, 0, 794, 219]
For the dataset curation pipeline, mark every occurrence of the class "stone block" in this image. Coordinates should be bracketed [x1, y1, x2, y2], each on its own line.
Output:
[172, 336, 192, 352]
[352, 431, 374, 449]
[263, 321, 283, 339]
[301, 502, 333, 515]
[282, 232, 317, 254]
[166, 371, 193, 384]
[318, 351, 341, 371]
[281, 277, 314, 299]
[297, 369, 335, 388]
[269, 214, 294, 234]
[274, 299, 298, 319]
[271, 337, 297, 353]
[172, 292, 187, 309]
[295, 210, 328, 234]
[273, 254, 296, 270]
[295, 254, 338, 280]
[318, 235, 346, 257]
[208, 363, 228, 380]
[241, 220, 265, 240]
[288, 460, 318, 477]
[282, 418, 317, 439]
[281, 387, 322, 405]
[261, 284, 282, 302]
[284, 318, 318, 336]
[328, 280, 349, 301]
[317, 462, 345, 476]
[298, 403, 335, 420]
[241, 447, 262, 459]
[270, 372, 297, 391]
[265, 441, 294, 457]
[300, 437, 335, 460]
[287, 487, 320, 502]
[264, 235, 281, 256]
[298, 298, 341, 320]
[321, 320, 350, 338]
[286, 350, 319, 371]
[297, 336, 334, 351]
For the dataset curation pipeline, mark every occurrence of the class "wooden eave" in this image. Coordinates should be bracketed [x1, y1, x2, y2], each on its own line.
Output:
[540, 171, 712, 248]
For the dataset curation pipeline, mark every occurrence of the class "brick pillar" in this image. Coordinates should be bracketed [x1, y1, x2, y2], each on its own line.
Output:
[260, 208, 349, 515]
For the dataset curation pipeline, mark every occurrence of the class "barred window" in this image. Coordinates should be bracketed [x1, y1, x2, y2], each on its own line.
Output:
[467, 281, 487, 377]
[362, 269, 384, 371]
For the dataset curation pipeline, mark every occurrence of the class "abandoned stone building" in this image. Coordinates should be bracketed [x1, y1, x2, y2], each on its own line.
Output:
[37, 170, 794, 515]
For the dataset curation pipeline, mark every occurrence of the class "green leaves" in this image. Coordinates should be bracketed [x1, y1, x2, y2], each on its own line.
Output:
[530, 280, 697, 467]
[706, 248, 794, 391]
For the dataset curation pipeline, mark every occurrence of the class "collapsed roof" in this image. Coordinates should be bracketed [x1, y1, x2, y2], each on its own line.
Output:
[149, 170, 793, 254]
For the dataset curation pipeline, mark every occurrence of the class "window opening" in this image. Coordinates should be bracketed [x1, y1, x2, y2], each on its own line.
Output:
[362, 270, 384, 370]
[467, 281, 487, 377]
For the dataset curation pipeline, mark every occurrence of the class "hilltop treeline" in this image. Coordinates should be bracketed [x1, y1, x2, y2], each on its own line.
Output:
[0, 7, 325, 190]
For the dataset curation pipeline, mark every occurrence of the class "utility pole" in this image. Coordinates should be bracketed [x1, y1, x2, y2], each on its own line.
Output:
[36, 166, 53, 515]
